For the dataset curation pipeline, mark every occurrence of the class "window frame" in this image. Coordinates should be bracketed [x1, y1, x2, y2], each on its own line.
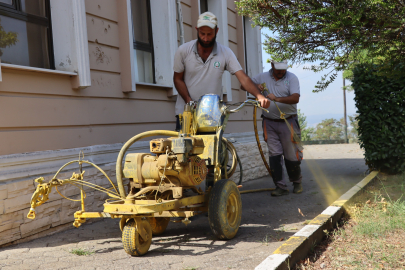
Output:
[199, 0, 208, 14]
[132, 0, 155, 84]
[0, 0, 55, 69]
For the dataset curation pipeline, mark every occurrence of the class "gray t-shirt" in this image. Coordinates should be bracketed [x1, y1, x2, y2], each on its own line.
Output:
[173, 40, 242, 115]
[252, 70, 300, 119]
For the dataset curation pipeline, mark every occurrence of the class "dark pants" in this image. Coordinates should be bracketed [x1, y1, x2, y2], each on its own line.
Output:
[263, 116, 303, 190]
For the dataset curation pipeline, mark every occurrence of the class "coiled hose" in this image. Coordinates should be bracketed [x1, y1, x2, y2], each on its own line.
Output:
[115, 130, 179, 198]
[239, 104, 275, 194]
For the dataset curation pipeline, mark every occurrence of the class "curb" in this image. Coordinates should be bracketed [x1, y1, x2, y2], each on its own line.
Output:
[255, 171, 379, 270]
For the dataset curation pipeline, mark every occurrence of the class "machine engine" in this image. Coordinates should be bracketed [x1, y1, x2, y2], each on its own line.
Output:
[123, 137, 208, 198]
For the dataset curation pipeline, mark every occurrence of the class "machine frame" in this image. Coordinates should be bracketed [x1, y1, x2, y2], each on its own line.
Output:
[27, 95, 268, 256]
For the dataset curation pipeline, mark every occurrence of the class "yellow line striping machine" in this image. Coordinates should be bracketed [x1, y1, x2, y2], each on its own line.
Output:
[27, 94, 269, 256]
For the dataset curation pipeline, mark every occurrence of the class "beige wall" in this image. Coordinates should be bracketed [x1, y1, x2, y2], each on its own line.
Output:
[0, 0, 265, 247]
[0, 0, 261, 156]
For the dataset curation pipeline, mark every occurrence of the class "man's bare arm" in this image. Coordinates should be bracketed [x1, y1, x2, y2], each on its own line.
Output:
[235, 70, 270, 108]
[267, 93, 300, 104]
[173, 72, 192, 103]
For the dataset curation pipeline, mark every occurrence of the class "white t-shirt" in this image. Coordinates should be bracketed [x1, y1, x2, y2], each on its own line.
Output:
[173, 40, 242, 115]
[252, 70, 300, 119]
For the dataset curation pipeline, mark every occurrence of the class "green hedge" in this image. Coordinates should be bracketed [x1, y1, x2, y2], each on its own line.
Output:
[352, 64, 405, 174]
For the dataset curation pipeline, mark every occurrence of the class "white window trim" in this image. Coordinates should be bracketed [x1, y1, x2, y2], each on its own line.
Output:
[150, 0, 177, 89]
[244, 17, 263, 99]
[126, 0, 177, 93]
[118, 0, 137, 93]
[51, 0, 91, 89]
[206, 0, 232, 101]
[70, 0, 91, 89]
[0, 0, 91, 88]
[0, 62, 76, 76]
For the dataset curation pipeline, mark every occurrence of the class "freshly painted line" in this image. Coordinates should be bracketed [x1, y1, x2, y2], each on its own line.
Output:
[255, 171, 379, 270]
[309, 214, 330, 225]
[294, 225, 321, 237]
[273, 236, 307, 254]
[255, 254, 289, 270]
[321, 206, 341, 216]
[355, 171, 379, 188]
[332, 171, 379, 207]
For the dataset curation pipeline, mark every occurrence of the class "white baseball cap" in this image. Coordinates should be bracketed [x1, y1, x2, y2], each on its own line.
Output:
[271, 60, 288, 70]
[197, 12, 218, 29]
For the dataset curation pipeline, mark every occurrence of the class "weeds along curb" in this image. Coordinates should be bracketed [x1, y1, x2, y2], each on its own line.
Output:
[255, 171, 379, 270]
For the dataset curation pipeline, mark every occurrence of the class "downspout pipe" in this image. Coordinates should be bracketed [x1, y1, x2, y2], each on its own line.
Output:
[176, 0, 185, 45]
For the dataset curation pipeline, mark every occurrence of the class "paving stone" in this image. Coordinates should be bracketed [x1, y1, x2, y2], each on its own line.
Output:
[42, 262, 79, 270]
[42, 250, 72, 258]
[0, 144, 369, 270]
[0, 258, 23, 267]
[59, 255, 95, 263]
[1, 247, 29, 254]
[1, 264, 40, 270]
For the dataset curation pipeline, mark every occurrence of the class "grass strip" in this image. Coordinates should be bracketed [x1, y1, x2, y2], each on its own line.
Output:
[294, 172, 405, 270]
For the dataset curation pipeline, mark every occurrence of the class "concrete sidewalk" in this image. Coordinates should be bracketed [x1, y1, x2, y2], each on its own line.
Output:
[0, 144, 367, 270]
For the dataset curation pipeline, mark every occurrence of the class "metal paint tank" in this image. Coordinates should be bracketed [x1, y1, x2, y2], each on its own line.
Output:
[195, 94, 225, 133]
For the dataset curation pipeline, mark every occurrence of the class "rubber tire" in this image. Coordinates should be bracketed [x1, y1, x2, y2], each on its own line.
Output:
[122, 219, 152, 256]
[148, 217, 170, 236]
[208, 179, 242, 240]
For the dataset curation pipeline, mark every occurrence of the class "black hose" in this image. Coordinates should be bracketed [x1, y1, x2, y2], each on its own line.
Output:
[236, 150, 243, 185]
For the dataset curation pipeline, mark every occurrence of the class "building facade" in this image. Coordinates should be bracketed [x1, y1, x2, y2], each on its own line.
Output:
[0, 0, 268, 246]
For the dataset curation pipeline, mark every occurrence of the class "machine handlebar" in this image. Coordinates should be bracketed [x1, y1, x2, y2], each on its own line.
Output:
[229, 100, 269, 113]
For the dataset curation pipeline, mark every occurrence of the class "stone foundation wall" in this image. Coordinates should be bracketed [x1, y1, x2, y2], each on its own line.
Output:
[229, 140, 269, 183]
[0, 164, 118, 246]
[0, 132, 269, 246]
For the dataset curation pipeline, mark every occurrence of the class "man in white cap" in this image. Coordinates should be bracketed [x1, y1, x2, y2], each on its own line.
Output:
[173, 11, 269, 130]
[248, 60, 303, 196]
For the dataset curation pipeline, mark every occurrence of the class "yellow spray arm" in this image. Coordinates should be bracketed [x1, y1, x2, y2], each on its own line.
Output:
[27, 177, 65, 219]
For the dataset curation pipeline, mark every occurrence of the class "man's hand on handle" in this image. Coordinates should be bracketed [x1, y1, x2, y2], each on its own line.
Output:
[235, 70, 270, 109]
[257, 95, 270, 109]
[266, 93, 277, 101]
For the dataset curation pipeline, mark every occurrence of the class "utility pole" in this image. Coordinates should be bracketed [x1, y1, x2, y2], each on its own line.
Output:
[343, 76, 348, 143]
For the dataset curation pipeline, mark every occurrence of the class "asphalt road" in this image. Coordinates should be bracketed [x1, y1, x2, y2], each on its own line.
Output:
[0, 144, 368, 270]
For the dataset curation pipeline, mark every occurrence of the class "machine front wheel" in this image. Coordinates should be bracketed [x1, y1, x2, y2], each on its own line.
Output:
[122, 218, 152, 256]
[149, 217, 170, 236]
[208, 179, 242, 240]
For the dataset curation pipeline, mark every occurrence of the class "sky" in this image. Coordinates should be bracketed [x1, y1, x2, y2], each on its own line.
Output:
[260, 29, 358, 127]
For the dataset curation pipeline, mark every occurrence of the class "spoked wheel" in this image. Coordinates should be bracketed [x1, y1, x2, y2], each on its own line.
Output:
[122, 218, 152, 256]
[208, 179, 242, 239]
[149, 217, 170, 236]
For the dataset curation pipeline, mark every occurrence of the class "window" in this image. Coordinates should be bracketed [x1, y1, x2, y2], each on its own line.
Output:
[200, 0, 208, 13]
[0, 0, 54, 69]
[131, 0, 155, 84]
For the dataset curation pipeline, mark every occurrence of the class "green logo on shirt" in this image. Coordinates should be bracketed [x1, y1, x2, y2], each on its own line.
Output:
[214, 61, 221, 69]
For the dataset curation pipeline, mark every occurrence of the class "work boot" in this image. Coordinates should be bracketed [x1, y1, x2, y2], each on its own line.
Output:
[271, 187, 289, 197]
[293, 183, 303, 194]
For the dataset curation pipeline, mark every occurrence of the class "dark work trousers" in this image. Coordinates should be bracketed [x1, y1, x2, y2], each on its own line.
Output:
[263, 115, 303, 190]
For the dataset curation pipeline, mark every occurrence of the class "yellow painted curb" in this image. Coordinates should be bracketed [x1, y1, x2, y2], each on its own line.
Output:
[308, 214, 330, 225]
[332, 171, 379, 207]
[273, 236, 307, 254]
[255, 171, 380, 270]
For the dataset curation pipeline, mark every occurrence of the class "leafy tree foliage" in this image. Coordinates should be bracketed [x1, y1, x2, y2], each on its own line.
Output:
[236, 0, 405, 92]
[353, 64, 405, 174]
[312, 118, 343, 140]
[0, 18, 17, 57]
[348, 114, 359, 140]
[297, 109, 314, 141]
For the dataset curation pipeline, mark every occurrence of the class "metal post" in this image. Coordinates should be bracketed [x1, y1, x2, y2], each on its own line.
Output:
[343, 76, 348, 143]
